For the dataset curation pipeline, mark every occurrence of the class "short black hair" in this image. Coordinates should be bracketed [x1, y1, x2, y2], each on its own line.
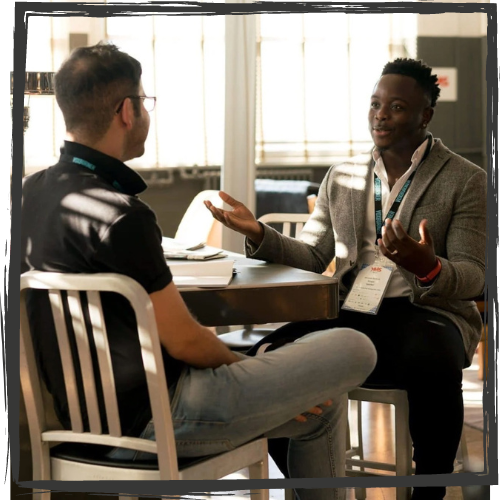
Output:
[381, 58, 440, 107]
[54, 42, 142, 141]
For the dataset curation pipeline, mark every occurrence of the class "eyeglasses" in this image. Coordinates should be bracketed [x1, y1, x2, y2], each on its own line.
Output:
[116, 95, 156, 113]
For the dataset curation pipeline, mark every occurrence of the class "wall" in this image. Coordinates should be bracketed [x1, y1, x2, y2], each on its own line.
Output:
[416, 10, 488, 169]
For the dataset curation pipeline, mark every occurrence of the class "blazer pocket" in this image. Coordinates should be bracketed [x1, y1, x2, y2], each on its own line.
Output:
[412, 202, 448, 216]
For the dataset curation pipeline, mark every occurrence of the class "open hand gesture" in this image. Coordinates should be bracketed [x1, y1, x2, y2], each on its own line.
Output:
[204, 191, 264, 245]
[378, 218, 438, 279]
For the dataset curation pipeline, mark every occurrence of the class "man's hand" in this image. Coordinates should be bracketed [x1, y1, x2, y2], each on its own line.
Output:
[378, 218, 438, 278]
[294, 399, 333, 423]
[204, 191, 264, 245]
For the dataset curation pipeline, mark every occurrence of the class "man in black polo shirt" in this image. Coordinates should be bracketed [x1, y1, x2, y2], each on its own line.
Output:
[21, 42, 376, 499]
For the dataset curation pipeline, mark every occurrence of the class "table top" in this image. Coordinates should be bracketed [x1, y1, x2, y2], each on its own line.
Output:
[173, 253, 339, 327]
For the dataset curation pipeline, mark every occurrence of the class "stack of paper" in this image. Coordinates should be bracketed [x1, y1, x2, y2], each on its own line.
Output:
[168, 259, 235, 288]
[162, 237, 226, 260]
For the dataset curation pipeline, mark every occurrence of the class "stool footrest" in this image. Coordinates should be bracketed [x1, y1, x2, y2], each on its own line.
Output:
[347, 459, 397, 472]
[346, 470, 393, 478]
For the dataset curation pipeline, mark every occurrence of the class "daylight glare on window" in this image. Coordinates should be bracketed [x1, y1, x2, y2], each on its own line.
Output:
[23, 8, 416, 171]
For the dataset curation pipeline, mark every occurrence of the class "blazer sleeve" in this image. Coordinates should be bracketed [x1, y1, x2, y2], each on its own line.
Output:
[414, 167, 487, 300]
[245, 165, 337, 274]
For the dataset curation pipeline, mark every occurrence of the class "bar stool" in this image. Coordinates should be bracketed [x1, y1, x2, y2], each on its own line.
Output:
[346, 386, 470, 500]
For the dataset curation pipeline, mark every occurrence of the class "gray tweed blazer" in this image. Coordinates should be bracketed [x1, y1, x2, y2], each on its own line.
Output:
[247, 138, 487, 366]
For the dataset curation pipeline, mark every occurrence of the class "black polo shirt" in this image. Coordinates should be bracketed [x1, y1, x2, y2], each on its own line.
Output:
[21, 141, 184, 436]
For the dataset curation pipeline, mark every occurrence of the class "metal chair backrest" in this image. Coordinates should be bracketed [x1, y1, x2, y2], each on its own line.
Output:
[258, 213, 310, 239]
[20, 271, 180, 479]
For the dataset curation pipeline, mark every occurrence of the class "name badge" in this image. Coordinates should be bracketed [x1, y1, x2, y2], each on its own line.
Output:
[342, 257, 395, 315]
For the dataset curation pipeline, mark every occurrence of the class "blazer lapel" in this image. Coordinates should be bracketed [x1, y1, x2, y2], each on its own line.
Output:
[398, 139, 451, 230]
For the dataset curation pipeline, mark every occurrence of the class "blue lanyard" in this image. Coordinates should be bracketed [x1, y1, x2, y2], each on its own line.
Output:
[61, 154, 124, 193]
[374, 171, 417, 243]
[374, 136, 432, 244]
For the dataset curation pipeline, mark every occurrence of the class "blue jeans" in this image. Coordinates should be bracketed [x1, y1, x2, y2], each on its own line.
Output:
[110, 327, 377, 500]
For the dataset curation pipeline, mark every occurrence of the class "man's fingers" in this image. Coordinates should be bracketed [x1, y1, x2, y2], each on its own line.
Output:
[219, 190, 240, 208]
[205, 203, 230, 225]
[381, 223, 398, 252]
[391, 219, 407, 240]
[378, 237, 397, 260]
[208, 206, 223, 221]
[308, 406, 323, 415]
[223, 212, 239, 229]
[293, 401, 331, 423]
[204, 200, 221, 218]
[419, 219, 433, 246]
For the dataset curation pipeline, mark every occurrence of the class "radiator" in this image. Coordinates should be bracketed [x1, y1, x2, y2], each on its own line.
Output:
[144, 166, 315, 190]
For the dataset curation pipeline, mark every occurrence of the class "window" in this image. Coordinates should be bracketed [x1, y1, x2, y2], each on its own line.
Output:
[24, 13, 63, 171]
[106, 9, 225, 169]
[256, 12, 417, 166]
[23, 1, 225, 172]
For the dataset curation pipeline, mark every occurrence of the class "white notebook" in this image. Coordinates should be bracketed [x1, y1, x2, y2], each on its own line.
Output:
[162, 237, 226, 260]
[168, 259, 235, 287]
[162, 236, 205, 252]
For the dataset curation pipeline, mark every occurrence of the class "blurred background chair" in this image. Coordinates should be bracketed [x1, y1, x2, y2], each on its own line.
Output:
[20, 271, 269, 499]
[254, 179, 320, 219]
[175, 189, 223, 247]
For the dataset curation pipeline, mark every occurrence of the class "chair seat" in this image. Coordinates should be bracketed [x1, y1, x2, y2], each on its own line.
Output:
[51, 442, 213, 471]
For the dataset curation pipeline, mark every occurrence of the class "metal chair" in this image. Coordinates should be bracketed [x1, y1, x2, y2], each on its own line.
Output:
[346, 386, 470, 500]
[257, 212, 310, 238]
[20, 271, 269, 499]
[217, 213, 311, 349]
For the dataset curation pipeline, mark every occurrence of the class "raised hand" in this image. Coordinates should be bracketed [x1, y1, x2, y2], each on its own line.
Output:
[204, 191, 264, 245]
[378, 218, 438, 278]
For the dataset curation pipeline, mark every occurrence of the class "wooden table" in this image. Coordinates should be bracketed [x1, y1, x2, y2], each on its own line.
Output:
[175, 254, 339, 327]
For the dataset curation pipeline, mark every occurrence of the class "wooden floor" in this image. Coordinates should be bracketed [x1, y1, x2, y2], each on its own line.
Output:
[214, 418, 485, 500]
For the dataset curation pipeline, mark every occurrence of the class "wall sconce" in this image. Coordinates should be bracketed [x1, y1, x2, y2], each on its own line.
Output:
[11, 71, 55, 176]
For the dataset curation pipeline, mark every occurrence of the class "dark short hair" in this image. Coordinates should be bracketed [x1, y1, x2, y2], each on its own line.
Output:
[54, 42, 142, 141]
[381, 58, 441, 107]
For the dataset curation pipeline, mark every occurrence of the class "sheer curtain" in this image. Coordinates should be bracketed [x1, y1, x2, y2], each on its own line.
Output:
[23, 4, 416, 173]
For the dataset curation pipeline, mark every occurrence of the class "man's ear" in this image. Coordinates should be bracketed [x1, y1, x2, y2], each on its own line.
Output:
[423, 106, 434, 125]
[117, 97, 135, 131]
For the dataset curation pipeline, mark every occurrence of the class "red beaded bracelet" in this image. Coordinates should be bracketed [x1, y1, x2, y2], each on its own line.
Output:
[416, 258, 442, 283]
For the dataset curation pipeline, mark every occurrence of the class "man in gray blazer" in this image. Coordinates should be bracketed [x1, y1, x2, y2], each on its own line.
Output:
[206, 58, 486, 499]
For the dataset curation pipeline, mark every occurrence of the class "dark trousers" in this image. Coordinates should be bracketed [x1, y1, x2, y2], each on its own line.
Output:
[247, 298, 466, 500]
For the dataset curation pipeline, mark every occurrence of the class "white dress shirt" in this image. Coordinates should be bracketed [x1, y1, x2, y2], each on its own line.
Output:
[357, 137, 433, 298]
